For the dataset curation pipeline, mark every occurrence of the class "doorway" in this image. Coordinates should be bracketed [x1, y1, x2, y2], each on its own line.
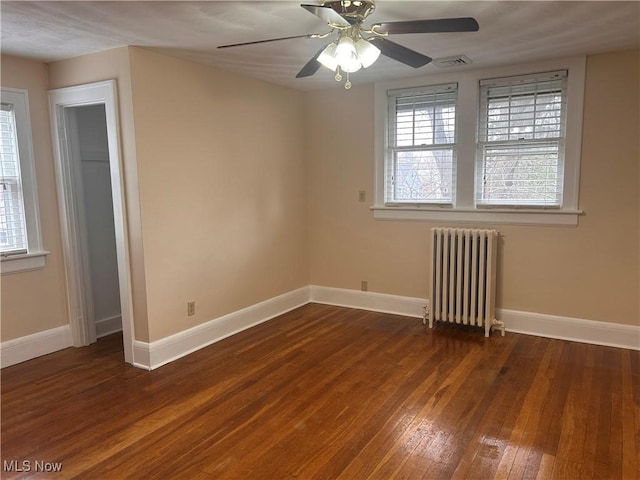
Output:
[66, 104, 121, 342]
[48, 80, 134, 364]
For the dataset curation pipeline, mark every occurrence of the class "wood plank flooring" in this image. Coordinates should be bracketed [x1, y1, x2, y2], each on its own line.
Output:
[2, 304, 638, 479]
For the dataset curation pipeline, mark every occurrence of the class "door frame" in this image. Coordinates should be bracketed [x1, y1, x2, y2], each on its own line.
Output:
[48, 80, 134, 364]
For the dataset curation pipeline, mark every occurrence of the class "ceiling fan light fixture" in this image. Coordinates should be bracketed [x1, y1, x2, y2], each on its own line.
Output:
[318, 42, 339, 71]
[221, 2, 481, 89]
[355, 37, 381, 68]
[335, 36, 362, 73]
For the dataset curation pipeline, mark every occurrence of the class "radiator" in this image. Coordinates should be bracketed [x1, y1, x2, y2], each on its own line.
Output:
[425, 227, 505, 337]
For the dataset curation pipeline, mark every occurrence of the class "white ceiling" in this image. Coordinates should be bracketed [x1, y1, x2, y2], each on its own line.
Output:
[2, 1, 639, 91]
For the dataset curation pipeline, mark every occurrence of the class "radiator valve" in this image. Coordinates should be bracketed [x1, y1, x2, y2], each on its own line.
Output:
[492, 319, 506, 337]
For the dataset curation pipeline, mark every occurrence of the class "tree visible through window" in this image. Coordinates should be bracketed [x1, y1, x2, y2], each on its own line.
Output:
[387, 83, 457, 204]
[477, 71, 567, 207]
[376, 59, 584, 225]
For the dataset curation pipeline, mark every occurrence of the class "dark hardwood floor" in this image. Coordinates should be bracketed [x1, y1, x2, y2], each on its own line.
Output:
[2, 303, 638, 479]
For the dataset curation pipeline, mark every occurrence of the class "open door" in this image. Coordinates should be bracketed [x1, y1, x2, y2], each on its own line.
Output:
[48, 80, 134, 365]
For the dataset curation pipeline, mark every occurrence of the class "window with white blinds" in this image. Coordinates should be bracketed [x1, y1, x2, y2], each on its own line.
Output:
[386, 83, 457, 204]
[0, 103, 28, 255]
[476, 71, 568, 207]
[374, 57, 585, 225]
[0, 87, 45, 274]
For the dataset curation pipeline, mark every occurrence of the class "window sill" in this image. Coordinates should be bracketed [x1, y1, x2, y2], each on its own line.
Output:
[1, 250, 49, 275]
[371, 206, 582, 226]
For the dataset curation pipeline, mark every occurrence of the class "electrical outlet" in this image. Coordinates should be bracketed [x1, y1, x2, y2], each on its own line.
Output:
[187, 301, 195, 316]
[358, 190, 366, 202]
[361, 280, 368, 292]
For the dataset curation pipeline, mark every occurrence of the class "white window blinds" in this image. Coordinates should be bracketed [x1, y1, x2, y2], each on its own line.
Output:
[387, 83, 457, 204]
[0, 103, 28, 255]
[476, 71, 567, 207]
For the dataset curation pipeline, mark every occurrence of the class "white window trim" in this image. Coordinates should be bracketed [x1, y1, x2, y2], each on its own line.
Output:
[1, 87, 48, 274]
[386, 82, 458, 205]
[373, 55, 586, 226]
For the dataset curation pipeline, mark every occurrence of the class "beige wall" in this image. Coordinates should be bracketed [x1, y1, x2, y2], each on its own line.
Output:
[0, 55, 69, 340]
[128, 48, 308, 341]
[2, 47, 637, 347]
[48, 47, 150, 341]
[4, 46, 308, 345]
[307, 49, 639, 326]
[306, 85, 432, 298]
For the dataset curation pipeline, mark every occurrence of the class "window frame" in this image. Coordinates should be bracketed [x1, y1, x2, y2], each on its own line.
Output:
[0, 87, 47, 274]
[476, 70, 568, 208]
[386, 82, 458, 206]
[373, 56, 586, 226]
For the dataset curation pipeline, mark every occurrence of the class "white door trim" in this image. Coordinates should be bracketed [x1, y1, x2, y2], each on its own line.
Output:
[48, 80, 134, 364]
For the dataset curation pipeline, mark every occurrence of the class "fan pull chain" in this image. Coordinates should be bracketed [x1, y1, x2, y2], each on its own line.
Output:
[333, 66, 352, 89]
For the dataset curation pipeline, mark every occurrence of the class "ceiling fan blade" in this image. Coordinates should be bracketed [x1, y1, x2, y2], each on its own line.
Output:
[218, 34, 314, 49]
[372, 17, 479, 35]
[368, 37, 432, 68]
[300, 4, 352, 27]
[295, 47, 326, 78]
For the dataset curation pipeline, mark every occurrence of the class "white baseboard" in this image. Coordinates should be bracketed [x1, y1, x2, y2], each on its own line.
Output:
[310, 285, 426, 319]
[133, 286, 311, 370]
[5, 286, 637, 371]
[308, 286, 639, 351]
[1, 325, 73, 368]
[96, 315, 122, 338]
[498, 308, 640, 351]
[133, 286, 639, 370]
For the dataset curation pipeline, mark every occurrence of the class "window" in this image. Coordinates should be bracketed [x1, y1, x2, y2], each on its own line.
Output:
[387, 83, 457, 204]
[1, 103, 28, 253]
[0, 88, 46, 274]
[373, 56, 585, 226]
[477, 71, 567, 207]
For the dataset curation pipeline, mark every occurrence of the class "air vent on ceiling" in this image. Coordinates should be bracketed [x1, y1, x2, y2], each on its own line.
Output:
[432, 55, 473, 68]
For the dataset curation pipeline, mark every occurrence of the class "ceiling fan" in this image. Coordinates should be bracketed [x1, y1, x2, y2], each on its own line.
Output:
[218, 0, 479, 88]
